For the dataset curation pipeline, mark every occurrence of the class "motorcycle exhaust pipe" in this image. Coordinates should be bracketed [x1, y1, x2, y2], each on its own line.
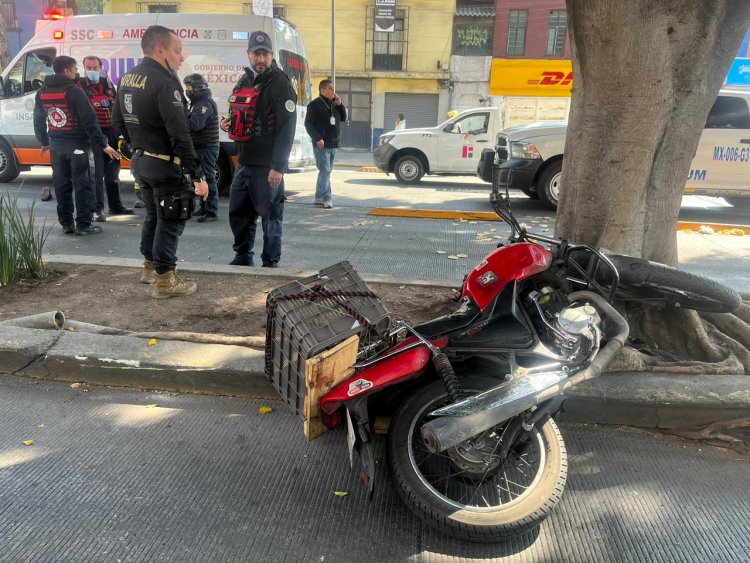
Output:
[420, 371, 568, 454]
[421, 291, 629, 454]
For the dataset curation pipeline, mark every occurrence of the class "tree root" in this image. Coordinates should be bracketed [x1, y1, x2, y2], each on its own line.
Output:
[607, 298, 750, 374]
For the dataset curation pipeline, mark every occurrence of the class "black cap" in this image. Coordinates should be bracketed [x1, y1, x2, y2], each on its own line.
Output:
[248, 31, 273, 53]
[183, 73, 209, 91]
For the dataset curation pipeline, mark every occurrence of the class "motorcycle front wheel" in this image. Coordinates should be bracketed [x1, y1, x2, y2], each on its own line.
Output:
[387, 378, 567, 543]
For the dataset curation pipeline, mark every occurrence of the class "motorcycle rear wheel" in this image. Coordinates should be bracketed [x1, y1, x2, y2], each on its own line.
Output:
[387, 378, 567, 543]
[606, 254, 741, 313]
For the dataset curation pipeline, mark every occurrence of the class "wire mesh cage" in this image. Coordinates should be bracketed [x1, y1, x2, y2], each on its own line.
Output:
[265, 262, 391, 419]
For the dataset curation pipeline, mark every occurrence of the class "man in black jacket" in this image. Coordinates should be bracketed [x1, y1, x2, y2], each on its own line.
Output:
[112, 25, 208, 298]
[184, 73, 220, 222]
[220, 31, 297, 268]
[33, 55, 121, 235]
[304, 79, 346, 209]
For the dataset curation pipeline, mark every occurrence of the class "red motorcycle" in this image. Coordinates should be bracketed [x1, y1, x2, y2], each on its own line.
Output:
[266, 169, 740, 543]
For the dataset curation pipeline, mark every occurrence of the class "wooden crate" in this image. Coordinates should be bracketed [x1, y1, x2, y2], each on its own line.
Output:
[303, 335, 359, 440]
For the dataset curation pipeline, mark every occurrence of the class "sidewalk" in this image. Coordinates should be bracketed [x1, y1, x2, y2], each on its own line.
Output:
[1, 259, 748, 435]
[333, 149, 376, 170]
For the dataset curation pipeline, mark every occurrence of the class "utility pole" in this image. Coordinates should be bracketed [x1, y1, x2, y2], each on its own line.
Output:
[331, 0, 335, 88]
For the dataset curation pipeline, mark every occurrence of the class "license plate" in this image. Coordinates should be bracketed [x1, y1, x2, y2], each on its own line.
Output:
[346, 408, 356, 469]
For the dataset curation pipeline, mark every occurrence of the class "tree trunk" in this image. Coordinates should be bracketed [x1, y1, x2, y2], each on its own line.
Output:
[558, 0, 750, 266]
[0, 11, 10, 71]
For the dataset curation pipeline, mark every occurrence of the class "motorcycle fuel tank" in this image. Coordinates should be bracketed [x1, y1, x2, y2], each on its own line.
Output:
[462, 242, 553, 311]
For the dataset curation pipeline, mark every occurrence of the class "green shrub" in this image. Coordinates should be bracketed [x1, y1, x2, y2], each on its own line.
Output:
[0, 192, 51, 287]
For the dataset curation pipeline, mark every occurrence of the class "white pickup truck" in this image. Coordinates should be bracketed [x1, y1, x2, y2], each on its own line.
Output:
[484, 90, 750, 210]
[373, 107, 503, 183]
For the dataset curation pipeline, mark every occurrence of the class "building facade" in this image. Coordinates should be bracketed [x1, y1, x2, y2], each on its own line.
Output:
[492, 0, 571, 127]
[104, 0, 454, 148]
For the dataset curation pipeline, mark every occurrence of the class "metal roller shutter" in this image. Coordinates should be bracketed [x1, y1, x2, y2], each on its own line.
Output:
[384, 93, 440, 132]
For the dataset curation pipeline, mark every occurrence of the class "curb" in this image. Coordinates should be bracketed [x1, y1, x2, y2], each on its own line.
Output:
[2, 325, 748, 431]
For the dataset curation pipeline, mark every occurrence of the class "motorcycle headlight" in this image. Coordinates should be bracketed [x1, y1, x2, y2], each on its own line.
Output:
[510, 141, 541, 160]
[379, 134, 395, 146]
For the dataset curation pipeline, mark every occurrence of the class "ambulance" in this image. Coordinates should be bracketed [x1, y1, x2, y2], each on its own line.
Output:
[0, 13, 314, 192]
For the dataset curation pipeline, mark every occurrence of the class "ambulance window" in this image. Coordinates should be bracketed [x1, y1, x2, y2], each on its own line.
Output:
[24, 50, 55, 94]
[705, 96, 750, 129]
[4, 58, 24, 97]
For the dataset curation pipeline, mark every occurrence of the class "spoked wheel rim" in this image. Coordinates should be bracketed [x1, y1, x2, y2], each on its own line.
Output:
[407, 392, 546, 513]
[398, 160, 419, 181]
[549, 171, 561, 202]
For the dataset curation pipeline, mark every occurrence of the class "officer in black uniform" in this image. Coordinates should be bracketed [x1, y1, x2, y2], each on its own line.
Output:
[183, 73, 220, 222]
[220, 31, 297, 268]
[33, 55, 121, 235]
[111, 25, 208, 299]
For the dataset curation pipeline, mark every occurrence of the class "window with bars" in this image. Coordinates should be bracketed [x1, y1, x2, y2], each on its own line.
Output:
[366, 7, 408, 71]
[546, 11, 567, 56]
[242, 3, 286, 17]
[506, 10, 527, 56]
[453, 16, 494, 56]
[136, 2, 179, 12]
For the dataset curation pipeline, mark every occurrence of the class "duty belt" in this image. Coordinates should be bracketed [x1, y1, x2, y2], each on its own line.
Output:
[140, 150, 181, 166]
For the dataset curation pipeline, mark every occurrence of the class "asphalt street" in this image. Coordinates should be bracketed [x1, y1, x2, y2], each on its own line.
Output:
[0, 375, 748, 563]
[3, 167, 750, 289]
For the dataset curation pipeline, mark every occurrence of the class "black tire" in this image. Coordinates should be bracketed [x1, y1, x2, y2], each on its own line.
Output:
[607, 253, 742, 313]
[521, 187, 539, 200]
[537, 161, 561, 210]
[0, 140, 20, 183]
[216, 152, 233, 198]
[387, 377, 567, 543]
[725, 197, 750, 209]
[394, 155, 425, 184]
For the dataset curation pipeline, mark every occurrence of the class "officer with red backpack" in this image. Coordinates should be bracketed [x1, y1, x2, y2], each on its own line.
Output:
[33, 55, 120, 236]
[220, 31, 297, 267]
[79, 55, 133, 222]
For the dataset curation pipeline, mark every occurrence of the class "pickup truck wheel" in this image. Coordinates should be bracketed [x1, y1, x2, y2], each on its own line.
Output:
[394, 155, 424, 184]
[0, 141, 20, 183]
[538, 162, 562, 210]
[725, 197, 750, 209]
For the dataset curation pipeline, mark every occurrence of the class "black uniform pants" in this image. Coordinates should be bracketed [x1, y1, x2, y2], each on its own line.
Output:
[132, 154, 186, 275]
[92, 128, 123, 212]
[50, 138, 95, 229]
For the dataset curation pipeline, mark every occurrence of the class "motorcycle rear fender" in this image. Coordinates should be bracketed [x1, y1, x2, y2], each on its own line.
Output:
[319, 336, 449, 416]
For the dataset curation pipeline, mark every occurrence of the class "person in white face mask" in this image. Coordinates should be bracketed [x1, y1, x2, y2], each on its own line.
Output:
[79, 55, 133, 221]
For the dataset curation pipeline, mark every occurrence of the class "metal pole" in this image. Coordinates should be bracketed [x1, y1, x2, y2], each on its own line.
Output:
[331, 0, 335, 88]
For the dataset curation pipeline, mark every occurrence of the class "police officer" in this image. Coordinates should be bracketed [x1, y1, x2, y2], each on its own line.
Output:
[220, 31, 297, 268]
[79, 55, 133, 221]
[112, 25, 208, 299]
[184, 73, 220, 222]
[33, 55, 121, 235]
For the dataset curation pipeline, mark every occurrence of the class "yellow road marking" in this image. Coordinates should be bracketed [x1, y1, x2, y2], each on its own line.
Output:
[366, 208, 749, 233]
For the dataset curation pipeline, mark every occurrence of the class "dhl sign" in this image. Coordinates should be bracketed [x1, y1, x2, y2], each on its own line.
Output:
[490, 59, 573, 97]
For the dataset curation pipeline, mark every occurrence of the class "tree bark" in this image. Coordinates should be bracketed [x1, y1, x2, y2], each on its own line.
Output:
[558, 0, 750, 266]
[0, 10, 10, 71]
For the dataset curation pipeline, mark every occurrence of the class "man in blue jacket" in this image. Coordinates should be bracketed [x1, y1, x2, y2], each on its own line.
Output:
[34, 56, 120, 235]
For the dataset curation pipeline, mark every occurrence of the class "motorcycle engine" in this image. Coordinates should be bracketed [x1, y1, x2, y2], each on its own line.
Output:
[528, 289, 602, 363]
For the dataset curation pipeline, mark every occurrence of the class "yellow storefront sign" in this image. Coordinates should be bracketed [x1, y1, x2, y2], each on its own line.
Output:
[490, 59, 573, 97]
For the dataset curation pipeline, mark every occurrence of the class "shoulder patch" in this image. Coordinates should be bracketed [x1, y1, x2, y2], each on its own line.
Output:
[201, 106, 208, 114]
[174, 90, 182, 102]
[285, 100, 295, 113]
